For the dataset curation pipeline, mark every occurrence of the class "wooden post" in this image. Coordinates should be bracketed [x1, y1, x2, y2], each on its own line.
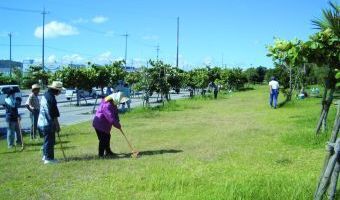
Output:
[315, 109, 340, 197]
[329, 161, 340, 200]
[314, 139, 340, 200]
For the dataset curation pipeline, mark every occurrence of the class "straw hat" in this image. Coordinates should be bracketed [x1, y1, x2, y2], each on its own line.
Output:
[31, 84, 40, 91]
[48, 81, 64, 91]
[105, 92, 129, 105]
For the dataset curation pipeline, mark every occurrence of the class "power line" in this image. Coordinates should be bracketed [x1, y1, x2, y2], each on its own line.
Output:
[45, 46, 97, 58]
[0, 44, 40, 47]
[0, 6, 41, 13]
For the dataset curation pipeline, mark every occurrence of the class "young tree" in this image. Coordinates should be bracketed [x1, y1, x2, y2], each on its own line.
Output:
[22, 65, 51, 89]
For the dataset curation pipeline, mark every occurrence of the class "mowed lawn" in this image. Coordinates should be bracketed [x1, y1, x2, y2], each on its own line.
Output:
[0, 86, 337, 200]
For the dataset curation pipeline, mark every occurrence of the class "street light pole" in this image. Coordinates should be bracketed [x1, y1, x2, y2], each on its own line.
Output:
[8, 32, 12, 77]
[42, 7, 49, 71]
[176, 17, 179, 68]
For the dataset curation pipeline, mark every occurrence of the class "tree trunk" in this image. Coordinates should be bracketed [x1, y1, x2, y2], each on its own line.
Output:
[315, 104, 340, 198]
[329, 161, 340, 200]
[316, 88, 335, 134]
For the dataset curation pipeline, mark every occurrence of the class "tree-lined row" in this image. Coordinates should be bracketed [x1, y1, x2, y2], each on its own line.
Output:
[267, 1, 339, 134]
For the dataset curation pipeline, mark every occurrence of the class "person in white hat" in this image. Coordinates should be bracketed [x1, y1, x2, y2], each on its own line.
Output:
[92, 92, 129, 158]
[25, 84, 41, 140]
[38, 81, 63, 164]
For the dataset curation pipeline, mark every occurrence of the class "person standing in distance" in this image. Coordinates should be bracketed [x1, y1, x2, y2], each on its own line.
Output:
[269, 77, 279, 109]
[38, 81, 63, 164]
[25, 84, 41, 140]
[4, 89, 22, 148]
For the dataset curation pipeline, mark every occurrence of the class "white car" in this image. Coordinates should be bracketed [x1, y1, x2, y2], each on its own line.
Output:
[65, 88, 100, 100]
[0, 85, 22, 106]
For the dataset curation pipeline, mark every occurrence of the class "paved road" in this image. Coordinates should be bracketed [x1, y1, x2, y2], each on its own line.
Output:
[0, 92, 189, 136]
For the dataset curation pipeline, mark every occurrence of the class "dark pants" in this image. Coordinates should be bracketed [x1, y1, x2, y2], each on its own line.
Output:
[270, 89, 279, 108]
[214, 90, 218, 99]
[95, 129, 112, 157]
[30, 110, 41, 139]
[6, 120, 21, 147]
[40, 127, 56, 160]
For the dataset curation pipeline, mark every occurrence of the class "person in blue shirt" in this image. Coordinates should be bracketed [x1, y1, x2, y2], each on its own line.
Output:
[4, 89, 22, 148]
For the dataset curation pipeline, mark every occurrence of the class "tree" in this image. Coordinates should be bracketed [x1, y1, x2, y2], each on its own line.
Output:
[167, 67, 186, 94]
[267, 39, 305, 101]
[0, 73, 17, 85]
[245, 67, 259, 84]
[91, 64, 111, 95]
[22, 65, 50, 89]
[106, 61, 127, 87]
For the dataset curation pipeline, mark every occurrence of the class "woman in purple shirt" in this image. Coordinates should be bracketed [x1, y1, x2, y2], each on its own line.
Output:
[93, 92, 129, 158]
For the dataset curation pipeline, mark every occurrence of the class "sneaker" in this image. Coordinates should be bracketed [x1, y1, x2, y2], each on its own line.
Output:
[44, 159, 58, 164]
[42, 156, 46, 161]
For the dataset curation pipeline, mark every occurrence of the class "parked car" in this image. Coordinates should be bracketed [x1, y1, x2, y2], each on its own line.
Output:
[65, 88, 101, 100]
[0, 85, 22, 106]
[65, 89, 77, 100]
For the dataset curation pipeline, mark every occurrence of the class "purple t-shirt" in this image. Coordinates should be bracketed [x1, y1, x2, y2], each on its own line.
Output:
[92, 99, 121, 134]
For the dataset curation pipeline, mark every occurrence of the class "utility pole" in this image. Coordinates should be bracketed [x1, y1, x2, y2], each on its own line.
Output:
[121, 32, 129, 67]
[156, 44, 160, 61]
[176, 17, 179, 68]
[8, 32, 12, 77]
[41, 8, 49, 71]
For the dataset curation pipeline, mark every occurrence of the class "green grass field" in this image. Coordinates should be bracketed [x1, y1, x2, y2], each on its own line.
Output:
[0, 86, 337, 200]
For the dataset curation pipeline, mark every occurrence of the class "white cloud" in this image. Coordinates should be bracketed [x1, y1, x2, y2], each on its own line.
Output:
[62, 54, 84, 64]
[72, 18, 89, 24]
[92, 16, 108, 24]
[97, 51, 113, 62]
[34, 21, 79, 39]
[47, 55, 57, 64]
[203, 56, 213, 66]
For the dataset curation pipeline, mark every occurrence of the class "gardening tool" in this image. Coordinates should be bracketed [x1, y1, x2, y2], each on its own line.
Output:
[119, 128, 139, 158]
[57, 131, 67, 161]
[17, 118, 24, 152]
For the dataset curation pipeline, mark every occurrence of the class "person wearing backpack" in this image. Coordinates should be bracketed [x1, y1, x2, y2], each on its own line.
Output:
[4, 89, 22, 148]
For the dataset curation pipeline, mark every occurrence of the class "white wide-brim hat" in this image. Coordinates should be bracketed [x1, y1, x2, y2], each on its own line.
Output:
[105, 92, 129, 105]
[48, 81, 64, 91]
[31, 84, 40, 91]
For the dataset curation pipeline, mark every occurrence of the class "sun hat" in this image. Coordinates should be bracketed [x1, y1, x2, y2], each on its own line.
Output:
[31, 84, 40, 91]
[48, 81, 64, 91]
[105, 92, 129, 105]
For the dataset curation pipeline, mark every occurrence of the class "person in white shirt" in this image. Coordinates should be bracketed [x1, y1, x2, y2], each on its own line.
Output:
[269, 77, 279, 109]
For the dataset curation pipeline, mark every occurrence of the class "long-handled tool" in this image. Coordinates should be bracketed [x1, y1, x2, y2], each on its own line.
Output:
[119, 129, 139, 158]
[17, 118, 24, 152]
[57, 131, 67, 161]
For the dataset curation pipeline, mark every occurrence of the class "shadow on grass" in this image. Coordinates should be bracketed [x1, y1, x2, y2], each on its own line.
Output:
[238, 87, 255, 92]
[0, 145, 76, 154]
[278, 98, 290, 108]
[24, 140, 70, 147]
[65, 149, 183, 162]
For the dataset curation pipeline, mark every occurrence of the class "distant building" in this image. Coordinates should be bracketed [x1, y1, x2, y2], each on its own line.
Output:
[0, 60, 23, 75]
[124, 66, 140, 73]
[23, 59, 35, 72]
[68, 63, 86, 68]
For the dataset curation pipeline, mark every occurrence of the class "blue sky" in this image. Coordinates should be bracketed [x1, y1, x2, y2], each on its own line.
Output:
[0, 0, 332, 70]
